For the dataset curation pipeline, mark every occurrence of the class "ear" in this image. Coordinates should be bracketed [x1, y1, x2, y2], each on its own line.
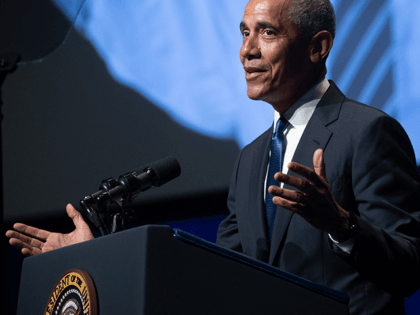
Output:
[308, 31, 333, 64]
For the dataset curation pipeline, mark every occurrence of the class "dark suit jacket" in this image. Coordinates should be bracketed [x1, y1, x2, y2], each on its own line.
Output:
[217, 81, 420, 315]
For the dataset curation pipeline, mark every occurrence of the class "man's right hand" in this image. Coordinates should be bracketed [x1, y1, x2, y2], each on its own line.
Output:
[5, 204, 94, 256]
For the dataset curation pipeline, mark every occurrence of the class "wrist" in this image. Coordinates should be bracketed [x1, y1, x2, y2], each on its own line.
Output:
[330, 211, 357, 243]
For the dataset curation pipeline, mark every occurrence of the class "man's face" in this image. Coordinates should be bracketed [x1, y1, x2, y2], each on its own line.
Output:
[240, 0, 307, 105]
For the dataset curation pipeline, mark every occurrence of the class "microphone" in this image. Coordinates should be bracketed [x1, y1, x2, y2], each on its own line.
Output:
[80, 156, 181, 234]
[101, 156, 181, 202]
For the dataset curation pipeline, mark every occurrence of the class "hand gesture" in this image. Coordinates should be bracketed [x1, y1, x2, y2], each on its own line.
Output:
[268, 149, 351, 241]
[5, 204, 94, 256]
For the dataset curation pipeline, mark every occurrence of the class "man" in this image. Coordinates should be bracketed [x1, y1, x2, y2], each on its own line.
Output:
[216, 0, 420, 314]
[6, 0, 420, 314]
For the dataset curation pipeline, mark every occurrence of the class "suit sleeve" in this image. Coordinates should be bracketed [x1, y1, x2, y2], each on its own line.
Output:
[335, 115, 420, 297]
[216, 150, 243, 253]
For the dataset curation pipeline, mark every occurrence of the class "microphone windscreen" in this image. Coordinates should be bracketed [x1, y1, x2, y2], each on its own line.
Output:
[148, 156, 181, 187]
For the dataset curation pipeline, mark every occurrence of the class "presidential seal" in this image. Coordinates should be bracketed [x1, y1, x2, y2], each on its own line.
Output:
[44, 269, 97, 315]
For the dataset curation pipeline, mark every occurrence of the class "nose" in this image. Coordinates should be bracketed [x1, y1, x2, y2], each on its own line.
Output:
[240, 33, 260, 61]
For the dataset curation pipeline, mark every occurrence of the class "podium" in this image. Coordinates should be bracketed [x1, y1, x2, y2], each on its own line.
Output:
[17, 225, 349, 314]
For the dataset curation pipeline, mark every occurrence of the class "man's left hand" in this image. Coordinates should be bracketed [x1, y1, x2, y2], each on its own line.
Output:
[267, 149, 351, 242]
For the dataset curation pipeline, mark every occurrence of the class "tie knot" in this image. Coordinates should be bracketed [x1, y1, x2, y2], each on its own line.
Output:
[274, 117, 289, 137]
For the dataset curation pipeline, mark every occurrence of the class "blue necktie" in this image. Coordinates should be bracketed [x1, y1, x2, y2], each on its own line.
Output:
[266, 117, 289, 241]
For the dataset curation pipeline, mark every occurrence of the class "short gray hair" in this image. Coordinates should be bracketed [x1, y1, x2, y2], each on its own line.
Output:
[288, 0, 336, 41]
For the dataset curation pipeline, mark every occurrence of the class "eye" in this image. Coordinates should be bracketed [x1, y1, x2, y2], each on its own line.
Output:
[264, 29, 275, 35]
[242, 31, 250, 37]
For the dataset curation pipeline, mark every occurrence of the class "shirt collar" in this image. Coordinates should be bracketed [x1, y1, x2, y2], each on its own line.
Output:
[273, 77, 330, 132]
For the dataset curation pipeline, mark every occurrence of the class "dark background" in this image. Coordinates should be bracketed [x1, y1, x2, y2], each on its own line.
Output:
[1, 2, 240, 312]
[2, 26, 240, 314]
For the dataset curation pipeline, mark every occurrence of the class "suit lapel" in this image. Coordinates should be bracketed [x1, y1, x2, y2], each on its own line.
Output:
[247, 127, 272, 260]
[268, 81, 345, 264]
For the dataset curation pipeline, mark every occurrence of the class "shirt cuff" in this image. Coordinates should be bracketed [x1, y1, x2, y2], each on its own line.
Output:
[329, 234, 355, 254]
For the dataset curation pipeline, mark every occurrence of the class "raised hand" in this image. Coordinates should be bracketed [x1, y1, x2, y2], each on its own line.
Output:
[268, 149, 351, 241]
[5, 204, 94, 256]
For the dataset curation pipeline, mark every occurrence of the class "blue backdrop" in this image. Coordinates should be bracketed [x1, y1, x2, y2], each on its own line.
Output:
[53, 0, 420, 161]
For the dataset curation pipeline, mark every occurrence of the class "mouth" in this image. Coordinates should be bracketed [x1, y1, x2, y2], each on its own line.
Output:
[244, 66, 267, 73]
[243, 66, 267, 80]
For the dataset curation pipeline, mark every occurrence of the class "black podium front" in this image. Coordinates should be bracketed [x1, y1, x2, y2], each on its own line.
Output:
[17, 225, 349, 314]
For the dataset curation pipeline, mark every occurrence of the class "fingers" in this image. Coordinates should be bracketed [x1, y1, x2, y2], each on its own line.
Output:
[276, 148, 328, 191]
[22, 246, 42, 256]
[313, 149, 327, 182]
[286, 162, 326, 187]
[274, 172, 318, 195]
[66, 204, 87, 230]
[6, 229, 44, 247]
[21, 248, 37, 257]
[273, 197, 304, 213]
[66, 203, 79, 220]
[6, 223, 49, 256]
[12, 223, 50, 241]
[268, 185, 308, 211]
[8, 235, 43, 256]
[268, 185, 307, 203]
